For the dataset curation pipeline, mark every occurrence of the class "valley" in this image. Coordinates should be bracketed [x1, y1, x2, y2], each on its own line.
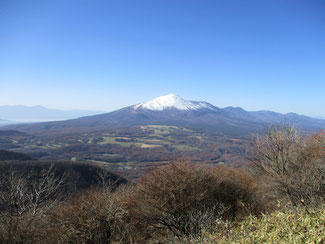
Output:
[0, 125, 251, 179]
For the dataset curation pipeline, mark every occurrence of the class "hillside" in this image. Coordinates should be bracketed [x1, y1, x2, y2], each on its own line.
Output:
[0, 160, 127, 192]
[0, 150, 33, 161]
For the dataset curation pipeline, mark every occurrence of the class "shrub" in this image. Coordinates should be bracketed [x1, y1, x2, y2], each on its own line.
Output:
[127, 159, 261, 240]
[252, 125, 325, 207]
[47, 185, 132, 244]
[211, 166, 268, 217]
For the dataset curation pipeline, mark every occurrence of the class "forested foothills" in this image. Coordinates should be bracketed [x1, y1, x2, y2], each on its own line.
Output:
[0, 125, 325, 243]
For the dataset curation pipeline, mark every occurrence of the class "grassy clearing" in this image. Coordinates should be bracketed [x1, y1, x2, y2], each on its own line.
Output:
[173, 144, 198, 151]
[97, 136, 171, 148]
[98, 137, 127, 146]
[153, 129, 171, 135]
[137, 138, 172, 145]
[140, 139, 161, 142]
[144, 125, 179, 129]
[101, 153, 120, 157]
[192, 135, 204, 141]
[98, 136, 116, 144]
[31, 143, 63, 150]
[142, 125, 192, 136]
[140, 143, 161, 148]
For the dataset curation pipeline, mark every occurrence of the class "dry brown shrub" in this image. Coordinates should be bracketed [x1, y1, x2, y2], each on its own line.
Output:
[210, 166, 265, 217]
[126, 159, 261, 240]
[47, 186, 132, 244]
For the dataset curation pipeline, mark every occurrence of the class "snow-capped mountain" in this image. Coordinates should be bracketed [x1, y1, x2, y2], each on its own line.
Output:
[134, 94, 216, 111]
[3, 94, 325, 135]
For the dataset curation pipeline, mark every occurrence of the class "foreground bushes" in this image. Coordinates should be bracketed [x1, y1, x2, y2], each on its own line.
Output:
[48, 188, 127, 243]
[127, 160, 262, 240]
[189, 206, 325, 243]
[36, 160, 262, 243]
[0, 160, 263, 243]
[0, 162, 126, 243]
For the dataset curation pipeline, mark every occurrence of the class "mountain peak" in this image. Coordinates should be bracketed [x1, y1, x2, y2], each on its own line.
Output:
[133, 94, 215, 111]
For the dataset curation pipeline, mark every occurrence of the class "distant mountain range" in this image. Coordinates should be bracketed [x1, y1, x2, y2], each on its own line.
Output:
[2, 94, 325, 135]
[0, 118, 12, 125]
[0, 105, 104, 123]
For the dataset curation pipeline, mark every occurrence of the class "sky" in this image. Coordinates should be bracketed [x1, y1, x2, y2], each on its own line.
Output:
[0, 0, 324, 117]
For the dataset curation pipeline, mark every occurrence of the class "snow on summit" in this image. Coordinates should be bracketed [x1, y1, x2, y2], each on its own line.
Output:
[134, 94, 214, 111]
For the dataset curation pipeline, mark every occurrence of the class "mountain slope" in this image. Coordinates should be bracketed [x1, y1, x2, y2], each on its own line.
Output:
[2, 94, 325, 135]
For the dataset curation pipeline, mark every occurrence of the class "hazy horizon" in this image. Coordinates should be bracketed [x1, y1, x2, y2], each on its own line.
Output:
[0, 94, 324, 122]
[1, 0, 324, 117]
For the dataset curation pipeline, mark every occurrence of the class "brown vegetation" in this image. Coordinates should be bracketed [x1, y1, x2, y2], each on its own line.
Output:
[1, 125, 324, 242]
[120, 159, 263, 241]
[48, 188, 126, 243]
[0, 161, 262, 243]
[0, 164, 66, 243]
[252, 125, 325, 207]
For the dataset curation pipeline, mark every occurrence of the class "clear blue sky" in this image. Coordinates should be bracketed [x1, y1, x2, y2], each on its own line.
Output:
[1, 0, 324, 117]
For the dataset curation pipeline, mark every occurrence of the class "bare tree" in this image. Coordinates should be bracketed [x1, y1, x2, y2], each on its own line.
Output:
[252, 124, 325, 207]
[0, 164, 66, 242]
